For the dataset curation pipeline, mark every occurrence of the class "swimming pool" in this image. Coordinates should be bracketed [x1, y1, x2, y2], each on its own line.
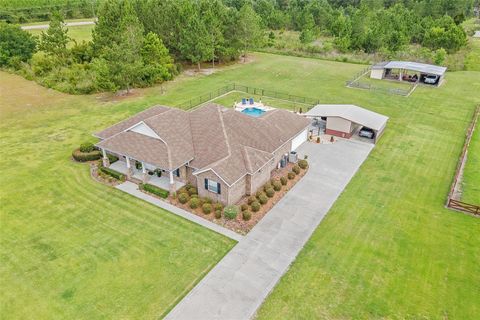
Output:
[241, 107, 266, 117]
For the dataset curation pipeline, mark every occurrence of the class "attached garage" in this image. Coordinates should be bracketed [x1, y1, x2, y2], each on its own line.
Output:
[291, 128, 308, 150]
[305, 104, 389, 144]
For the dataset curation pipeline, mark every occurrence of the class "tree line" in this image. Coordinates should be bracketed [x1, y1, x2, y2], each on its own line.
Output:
[0, 0, 474, 94]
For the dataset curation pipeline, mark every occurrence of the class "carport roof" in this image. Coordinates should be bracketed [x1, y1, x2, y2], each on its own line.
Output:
[373, 61, 447, 76]
[305, 104, 389, 131]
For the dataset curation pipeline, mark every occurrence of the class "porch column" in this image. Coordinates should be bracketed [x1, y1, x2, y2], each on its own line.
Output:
[125, 157, 133, 179]
[169, 171, 175, 194]
[142, 162, 148, 183]
[101, 148, 110, 167]
[399, 69, 403, 81]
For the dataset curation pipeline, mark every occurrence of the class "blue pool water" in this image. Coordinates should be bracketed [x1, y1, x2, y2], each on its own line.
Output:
[241, 107, 266, 117]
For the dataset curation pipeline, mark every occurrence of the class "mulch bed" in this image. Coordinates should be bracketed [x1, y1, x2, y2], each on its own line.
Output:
[89, 161, 124, 187]
[168, 163, 308, 235]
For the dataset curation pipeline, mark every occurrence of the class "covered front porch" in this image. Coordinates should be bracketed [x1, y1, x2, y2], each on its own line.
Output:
[108, 160, 185, 192]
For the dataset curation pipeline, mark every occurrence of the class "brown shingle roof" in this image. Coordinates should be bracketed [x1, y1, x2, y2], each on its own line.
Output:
[95, 103, 310, 184]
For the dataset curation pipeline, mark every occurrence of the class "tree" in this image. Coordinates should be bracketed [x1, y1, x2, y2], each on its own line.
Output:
[141, 32, 174, 85]
[38, 12, 70, 59]
[236, 4, 264, 62]
[91, 0, 123, 55]
[433, 48, 447, 65]
[179, 9, 212, 70]
[0, 22, 36, 67]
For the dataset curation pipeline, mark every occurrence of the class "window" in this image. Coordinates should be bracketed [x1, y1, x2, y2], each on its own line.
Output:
[205, 178, 221, 194]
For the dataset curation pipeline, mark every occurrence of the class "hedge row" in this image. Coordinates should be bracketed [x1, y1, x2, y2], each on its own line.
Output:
[99, 167, 125, 181]
[72, 148, 102, 162]
[140, 183, 169, 199]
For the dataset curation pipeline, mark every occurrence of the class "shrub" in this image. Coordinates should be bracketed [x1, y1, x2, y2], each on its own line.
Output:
[99, 167, 125, 181]
[223, 205, 238, 220]
[258, 194, 268, 205]
[241, 204, 249, 211]
[242, 210, 252, 221]
[202, 203, 212, 214]
[178, 192, 189, 204]
[189, 197, 200, 209]
[214, 202, 223, 211]
[108, 154, 119, 164]
[280, 176, 288, 185]
[288, 172, 296, 180]
[256, 190, 266, 199]
[140, 183, 169, 198]
[187, 186, 197, 196]
[263, 182, 272, 192]
[215, 209, 222, 219]
[272, 181, 282, 191]
[80, 142, 94, 153]
[292, 165, 301, 174]
[247, 196, 257, 205]
[251, 201, 261, 212]
[72, 148, 102, 162]
[202, 197, 212, 204]
[298, 159, 308, 169]
[265, 187, 275, 198]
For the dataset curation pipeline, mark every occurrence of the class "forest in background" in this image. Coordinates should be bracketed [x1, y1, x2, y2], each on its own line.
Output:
[0, 0, 478, 94]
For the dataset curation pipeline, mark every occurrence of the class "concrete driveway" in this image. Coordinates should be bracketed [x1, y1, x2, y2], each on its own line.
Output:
[165, 140, 373, 320]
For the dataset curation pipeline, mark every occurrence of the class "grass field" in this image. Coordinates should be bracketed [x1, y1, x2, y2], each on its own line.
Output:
[462, 117, 480, 204]
[25, 23, 93, 44]
[1, 52, 479, 319]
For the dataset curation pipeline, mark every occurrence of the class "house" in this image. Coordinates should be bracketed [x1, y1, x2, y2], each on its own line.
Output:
[304, 104, 389, 143]
[370, 61, 447, 86]
[94, 103, 310, 204]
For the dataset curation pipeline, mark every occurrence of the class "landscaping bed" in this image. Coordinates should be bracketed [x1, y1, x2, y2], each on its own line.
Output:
[169, 160, 308, 234]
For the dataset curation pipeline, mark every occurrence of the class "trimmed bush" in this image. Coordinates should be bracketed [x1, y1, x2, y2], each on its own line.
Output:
[263, 182, 273, 192]
[288, 171, 296, 180]
[214, 202, 223, 211]
[223, 205, 238, 220]
[140, 183, 169, 198]
[189, 197, 200, 209]
[202, 203, 212, 214]
[273, 181, 282, 191]
[258, 194, 268, 205]
[99, 167, 125, 181]
[108, 154, 119, 164]
[72, 148, 102, 162]
[241, 204, 249, 211]
[80, 142, 94, 153]
[202, 197, 212, 204]
[187, 186, 197, 196]
[178, 192, 189, 204]
[292, 165, 301, 174]
[256, 190, 266, 198]
[280, 176, 288, 185]
[265, 187, 275, 198]
[251, 201, 261, 212]
[298, 159, 308, 169]
[214, 209, 222, 219]
[247, 196, 257, 205]
[242, 210, 252, 221]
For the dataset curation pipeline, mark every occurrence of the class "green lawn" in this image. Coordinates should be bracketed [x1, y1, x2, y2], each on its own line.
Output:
[1, 52, 479, 319]
[462, 118, 480, 204]
[0, 72, 235, 319]
[24, 22, 94, 44]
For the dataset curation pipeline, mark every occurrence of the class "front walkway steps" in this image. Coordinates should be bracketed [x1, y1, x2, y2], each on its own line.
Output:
[115, 181, 243, 242]
[165, 140, 374, 320]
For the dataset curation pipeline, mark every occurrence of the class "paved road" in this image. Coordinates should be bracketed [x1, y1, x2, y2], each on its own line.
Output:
[116, 181, 243, 242]
[165, 140, 374, 320]
[21, 21, 95, 30]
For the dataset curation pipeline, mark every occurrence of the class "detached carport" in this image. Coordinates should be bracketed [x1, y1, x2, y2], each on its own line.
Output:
[370, 61, 447, 86]
[305, 104, 389, 144]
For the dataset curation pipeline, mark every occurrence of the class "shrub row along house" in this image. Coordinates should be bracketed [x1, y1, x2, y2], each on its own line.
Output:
[94, 104, 310, 205]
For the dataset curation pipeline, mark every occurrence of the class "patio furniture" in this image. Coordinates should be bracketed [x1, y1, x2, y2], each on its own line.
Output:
[249, 98, 254, 105]
[241, 98, 247, 105]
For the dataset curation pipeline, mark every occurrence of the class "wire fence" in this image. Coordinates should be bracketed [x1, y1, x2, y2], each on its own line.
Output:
[346, 80, 414, 96]
[175, 83, 320, 111]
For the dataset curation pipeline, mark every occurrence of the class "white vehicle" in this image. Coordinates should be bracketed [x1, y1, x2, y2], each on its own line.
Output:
[424, 75, 439, 84]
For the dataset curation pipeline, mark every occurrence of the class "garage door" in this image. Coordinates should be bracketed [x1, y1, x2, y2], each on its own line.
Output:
[291, 128, 308, 151]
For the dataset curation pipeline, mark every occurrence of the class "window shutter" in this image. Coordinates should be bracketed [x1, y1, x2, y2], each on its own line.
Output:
[176, 169, 180, 177]
[204, 178, 208, 190]
[217, 182, 221, 194]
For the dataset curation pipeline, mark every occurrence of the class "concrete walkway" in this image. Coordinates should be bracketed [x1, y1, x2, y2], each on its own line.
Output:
[165, 140, 373, 320]
[116, 181, 243, 242]
[21, 20, 95, 30]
